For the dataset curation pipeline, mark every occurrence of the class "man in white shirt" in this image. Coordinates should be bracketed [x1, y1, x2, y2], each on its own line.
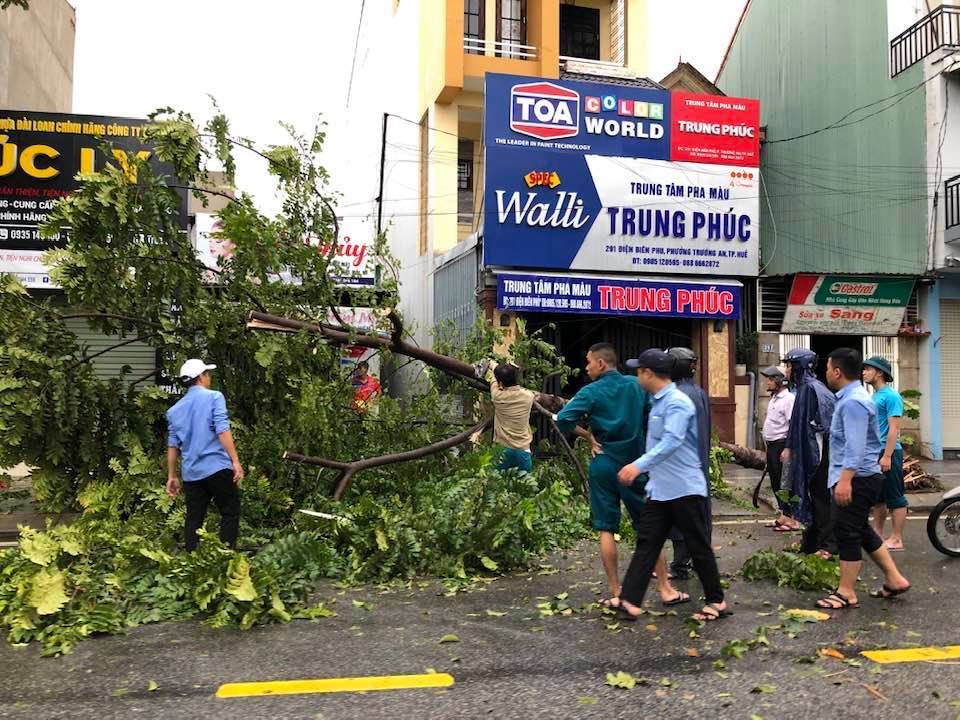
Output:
[760, 366, 797, 531]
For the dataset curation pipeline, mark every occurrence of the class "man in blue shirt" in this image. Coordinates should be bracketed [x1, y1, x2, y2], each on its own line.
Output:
[555, 343, 684, 611]
[816, 348, 909, 610]
[862, 356, 909, 551]
[166, 359, 244, 551]
[614, 349, 728, 624]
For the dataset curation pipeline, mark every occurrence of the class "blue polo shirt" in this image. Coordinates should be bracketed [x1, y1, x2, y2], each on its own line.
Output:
[632, 382, 707, 501]
[166, 386, 233, 482]
[828, 382, 882, 488]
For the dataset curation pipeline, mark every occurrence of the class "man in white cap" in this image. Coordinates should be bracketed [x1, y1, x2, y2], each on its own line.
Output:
[166, 358, 244, 551]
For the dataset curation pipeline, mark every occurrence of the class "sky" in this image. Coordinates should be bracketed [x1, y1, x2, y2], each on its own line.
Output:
[70, 0, 746, 215]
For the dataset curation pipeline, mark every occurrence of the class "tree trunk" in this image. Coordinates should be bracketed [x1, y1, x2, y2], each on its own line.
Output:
[719, 441, 766, 471]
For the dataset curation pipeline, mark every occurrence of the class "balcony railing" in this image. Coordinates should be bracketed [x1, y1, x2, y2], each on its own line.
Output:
[945, 174, 960, 244]
[463, 37, 537, 60]
[890, 4, 960, 77]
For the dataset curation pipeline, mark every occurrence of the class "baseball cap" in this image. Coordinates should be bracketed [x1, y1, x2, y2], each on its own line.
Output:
[178, 358, 217, 381]
[625, 349, 675, 374]
[759, 365, 786, 379]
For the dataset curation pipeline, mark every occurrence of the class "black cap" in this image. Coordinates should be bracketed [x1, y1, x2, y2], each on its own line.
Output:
[625, 349, 675, 374]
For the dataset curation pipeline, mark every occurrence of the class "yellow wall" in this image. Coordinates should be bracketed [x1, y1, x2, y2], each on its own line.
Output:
[625, 0, 648, 75]
[429, 103, 460, 255]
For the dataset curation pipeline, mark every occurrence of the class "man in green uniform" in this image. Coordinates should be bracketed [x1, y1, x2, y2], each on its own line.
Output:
[555, 343, 686, 609]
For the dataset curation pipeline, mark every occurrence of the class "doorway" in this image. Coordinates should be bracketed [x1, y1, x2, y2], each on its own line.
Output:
[810, 334, 862, 383]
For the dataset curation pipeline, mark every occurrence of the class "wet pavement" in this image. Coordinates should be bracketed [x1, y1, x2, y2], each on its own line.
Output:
[1, 518, 957, 719]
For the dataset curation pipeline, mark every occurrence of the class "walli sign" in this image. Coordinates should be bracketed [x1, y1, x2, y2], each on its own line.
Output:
[484, 149, 760, 276]
[781, 274, 915, 335]
[497, 272, 741, 320]
[483, 74, 761, 277]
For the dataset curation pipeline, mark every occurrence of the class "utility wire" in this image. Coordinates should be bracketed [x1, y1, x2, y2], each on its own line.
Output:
[766, 58, 960, 144]
[346, 0, 367, 108]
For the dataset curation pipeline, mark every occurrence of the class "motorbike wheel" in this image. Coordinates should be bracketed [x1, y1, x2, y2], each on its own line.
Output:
[927, 496, 960, 557]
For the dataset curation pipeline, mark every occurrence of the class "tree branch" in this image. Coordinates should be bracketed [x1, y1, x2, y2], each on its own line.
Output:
[532, 400, 588, 496]
[284, 416, 493, 500]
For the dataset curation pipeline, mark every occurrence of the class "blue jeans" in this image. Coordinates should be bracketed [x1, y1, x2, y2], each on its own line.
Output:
[496, 447, 533, 472]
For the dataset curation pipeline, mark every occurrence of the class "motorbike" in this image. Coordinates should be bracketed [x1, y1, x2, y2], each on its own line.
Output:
[927, 484, 960, 557]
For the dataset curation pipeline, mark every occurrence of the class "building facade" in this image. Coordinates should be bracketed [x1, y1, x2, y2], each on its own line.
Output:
[0, 0, 75, 112]
[716, 0, 960, 458]
[341, 1, 765, 444]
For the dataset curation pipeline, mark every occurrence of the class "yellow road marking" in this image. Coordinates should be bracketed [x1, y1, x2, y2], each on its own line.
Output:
[216, 673, 455, 698]
[861, 646, 960, 664]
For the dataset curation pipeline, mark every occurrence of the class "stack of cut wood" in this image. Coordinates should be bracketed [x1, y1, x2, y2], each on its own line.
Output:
[903, 456, 940, 492]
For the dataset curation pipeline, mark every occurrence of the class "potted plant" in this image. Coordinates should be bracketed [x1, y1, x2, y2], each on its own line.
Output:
[735, 331, 758, 377]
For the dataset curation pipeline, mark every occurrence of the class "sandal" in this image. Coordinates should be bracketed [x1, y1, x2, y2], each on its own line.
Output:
[615, 605, 641, 622]
[598, 597, 621, 609]
[661, 591, 691, 607]
[692, 603, 732, 622]
[869, 584, 910, 599]
[815, 591, 859, 610]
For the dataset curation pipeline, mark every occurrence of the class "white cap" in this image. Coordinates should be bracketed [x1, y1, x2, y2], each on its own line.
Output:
[178, 358, 216, 381]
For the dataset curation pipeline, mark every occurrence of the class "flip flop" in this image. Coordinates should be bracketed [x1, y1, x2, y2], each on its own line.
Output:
[884, 544, 905, 552]
[692, 603, 732, 622]
[598, 597, 621, 609]
[773, 525, 801, 533]
[615, 606, 640, 622]
[869, 584, 910, 599]
[815, 591, 859, 610]
[661, 591, 691, 607]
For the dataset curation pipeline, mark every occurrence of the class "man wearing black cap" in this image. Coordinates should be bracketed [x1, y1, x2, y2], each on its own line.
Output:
[616, 349, 728, 623]
[664, 347, 712, 579]
[862, 356, 908, 551]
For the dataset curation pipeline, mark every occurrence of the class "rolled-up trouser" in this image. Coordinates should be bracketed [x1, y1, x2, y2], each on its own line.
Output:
[832, 473, 885, 562]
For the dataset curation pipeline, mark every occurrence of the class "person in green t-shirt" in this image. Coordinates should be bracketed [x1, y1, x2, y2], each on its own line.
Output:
[862, 356, 908, 551]
[555, 343, 687, 610]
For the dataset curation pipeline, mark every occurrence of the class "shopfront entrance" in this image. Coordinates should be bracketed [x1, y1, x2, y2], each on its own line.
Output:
[525, 313, 694, 395]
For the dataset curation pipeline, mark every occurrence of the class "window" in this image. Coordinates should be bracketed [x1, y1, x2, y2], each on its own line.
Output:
[464, 0, 484, 54]
[458, 159, 472, 191]
[496, 0, 527, 58]
[560, 4, 600, 60]
[458, 140, 474, 225]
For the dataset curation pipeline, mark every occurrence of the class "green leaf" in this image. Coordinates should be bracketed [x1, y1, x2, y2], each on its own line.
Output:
[485, 609, 507, 617]
[439, 634, 460, 644]
[375, 527, 390, 552]
[28, 568, 70, 615]
[605, 671, 636, 690]
[147, 680, 159, 692]
[577, 696, 598, 705]
[480, 555, 499, 572]
[751, 685, 777, 694]
[19, 528, 60, 566]
[225, 555, 257, 602]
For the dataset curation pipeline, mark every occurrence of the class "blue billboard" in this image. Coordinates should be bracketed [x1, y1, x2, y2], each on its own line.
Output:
[482, 73, 761, 278]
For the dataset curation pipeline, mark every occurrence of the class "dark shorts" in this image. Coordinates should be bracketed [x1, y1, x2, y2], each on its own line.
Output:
[496, 446, 533, 472]
[588, 453, 646, 533]
[879, 448, 908, 510]
[831, 473, 884, 562]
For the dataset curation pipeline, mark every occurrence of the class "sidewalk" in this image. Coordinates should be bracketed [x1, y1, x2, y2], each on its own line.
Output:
[718, 458, 960, 517]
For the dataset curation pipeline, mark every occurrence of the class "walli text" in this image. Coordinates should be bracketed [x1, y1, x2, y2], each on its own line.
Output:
[495, 190, 591, 228]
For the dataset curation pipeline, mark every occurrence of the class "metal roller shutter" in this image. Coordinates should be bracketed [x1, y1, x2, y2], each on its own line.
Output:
[942, 300, 960, 449]
[64, 318, 157, 387]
